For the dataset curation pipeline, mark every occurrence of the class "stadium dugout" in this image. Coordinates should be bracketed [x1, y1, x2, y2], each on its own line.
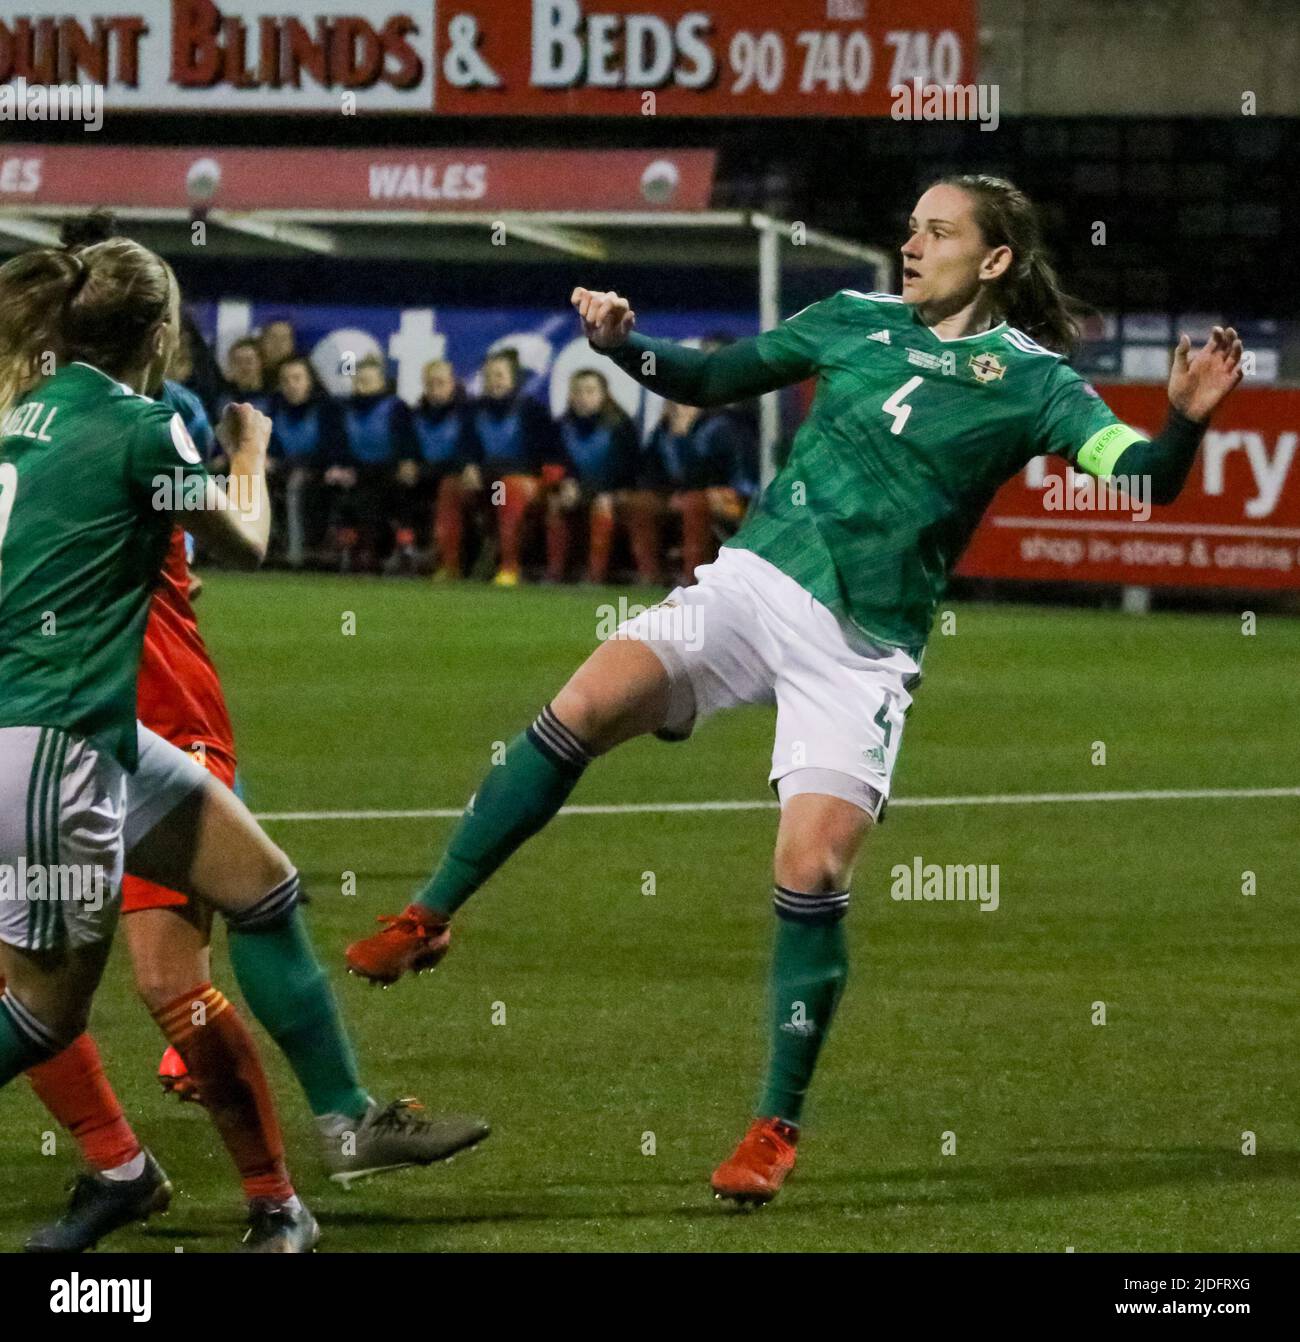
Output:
[0, 200, 890, 487]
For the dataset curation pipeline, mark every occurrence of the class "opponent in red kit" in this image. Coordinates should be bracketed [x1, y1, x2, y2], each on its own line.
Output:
[125, 524, 241, 1082]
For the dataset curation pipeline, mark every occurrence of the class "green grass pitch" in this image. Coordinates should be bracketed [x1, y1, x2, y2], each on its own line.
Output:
[2, 574, 1296, 1252]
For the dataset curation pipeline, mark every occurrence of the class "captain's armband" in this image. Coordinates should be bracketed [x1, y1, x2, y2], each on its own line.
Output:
[1075, 423, 1148, 477]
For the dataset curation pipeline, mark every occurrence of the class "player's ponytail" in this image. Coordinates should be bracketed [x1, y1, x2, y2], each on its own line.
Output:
[0, 236, 174, 421]
[940, 174, 1086, 355]
[0, 248, 82, 420]
[1006, 248, 1083, 355]
[61, 238, 174, 378]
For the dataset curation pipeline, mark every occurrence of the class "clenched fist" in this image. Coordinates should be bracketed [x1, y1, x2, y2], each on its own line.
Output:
[571, 287, 636, 350]
[216, 402, 272, 458]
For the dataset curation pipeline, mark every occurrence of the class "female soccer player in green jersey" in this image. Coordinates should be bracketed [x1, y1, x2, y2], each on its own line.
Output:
[0, 238, 485, 1251]
[347, 175, 1244, 1204]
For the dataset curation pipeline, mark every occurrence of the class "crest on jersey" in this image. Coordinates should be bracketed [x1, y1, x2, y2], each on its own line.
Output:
[968, 352, 1006, 384]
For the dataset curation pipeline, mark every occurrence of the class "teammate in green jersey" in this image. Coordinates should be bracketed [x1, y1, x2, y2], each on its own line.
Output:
[346, 175, 1244, 1204]
[0, 238, 486, 1251]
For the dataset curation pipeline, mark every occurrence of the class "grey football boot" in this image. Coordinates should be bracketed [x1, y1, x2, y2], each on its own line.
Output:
[317, 1098, 489, 1188]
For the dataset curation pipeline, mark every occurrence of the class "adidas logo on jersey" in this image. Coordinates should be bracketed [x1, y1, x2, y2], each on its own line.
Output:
[867, 329, 891, 344]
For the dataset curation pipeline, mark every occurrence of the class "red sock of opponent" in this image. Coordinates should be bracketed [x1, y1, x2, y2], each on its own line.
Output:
[153, 983, 294, 1203]
[27, 1034, 142, 1173]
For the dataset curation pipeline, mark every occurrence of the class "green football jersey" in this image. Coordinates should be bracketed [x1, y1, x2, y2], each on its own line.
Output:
[0, 362, 209, 769]
[728, 290, 1142, 654]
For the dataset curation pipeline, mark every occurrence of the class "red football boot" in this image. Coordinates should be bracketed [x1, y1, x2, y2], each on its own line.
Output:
[711, 1118, 799, 1205]
[345, 905, 451, 985]
[157, 1046, 202, 1103]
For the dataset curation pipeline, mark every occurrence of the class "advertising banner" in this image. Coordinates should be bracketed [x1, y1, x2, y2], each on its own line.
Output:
[0, 144, 717, 211]
[1, 1, 977, 117]
[956, 384, 1300, 591]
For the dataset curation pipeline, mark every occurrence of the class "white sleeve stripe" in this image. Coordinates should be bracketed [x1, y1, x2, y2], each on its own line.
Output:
[1003, 329, 1062, 358]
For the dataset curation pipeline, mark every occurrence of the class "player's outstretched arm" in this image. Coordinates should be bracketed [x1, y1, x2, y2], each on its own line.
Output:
[571, 286, 812, 408]
[183, 403, 273, 568]
[1108, 325, 1244, 505]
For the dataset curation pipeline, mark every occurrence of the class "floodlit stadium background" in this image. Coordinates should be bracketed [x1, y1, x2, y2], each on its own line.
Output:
[1, 0, 1297, 1255]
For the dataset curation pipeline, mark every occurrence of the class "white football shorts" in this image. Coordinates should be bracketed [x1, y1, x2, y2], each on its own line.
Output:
[614, 546, 922, 819]
[0, 723, 209, 951]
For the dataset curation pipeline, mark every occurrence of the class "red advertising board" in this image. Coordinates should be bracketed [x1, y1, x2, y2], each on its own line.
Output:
[0, 1, 977, 116]
[432, 0, 978, 118]
[957, 384, 1300, 590]
[0, 144, 717, 211]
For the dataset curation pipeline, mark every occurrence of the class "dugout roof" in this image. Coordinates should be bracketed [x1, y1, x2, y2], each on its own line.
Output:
[0, 205, 890, 276]
[0, 206, 890, 486]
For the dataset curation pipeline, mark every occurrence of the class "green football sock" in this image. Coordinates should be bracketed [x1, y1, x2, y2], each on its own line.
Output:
[757, 886, 851, 1126]
[0, 992, 57, 1087]
[226, 886, 370, 1121]
[416, 705, 591, 917]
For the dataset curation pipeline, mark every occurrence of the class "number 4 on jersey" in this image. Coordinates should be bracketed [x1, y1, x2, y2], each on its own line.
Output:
[882, 376, 923, 435]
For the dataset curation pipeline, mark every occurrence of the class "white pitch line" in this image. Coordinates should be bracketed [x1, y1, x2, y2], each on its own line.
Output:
[252, 786, 1300, 823]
